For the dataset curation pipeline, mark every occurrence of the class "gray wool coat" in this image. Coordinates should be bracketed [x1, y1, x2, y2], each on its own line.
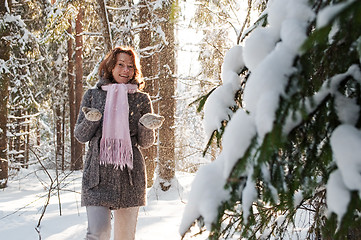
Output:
[74, 78, 155, 209]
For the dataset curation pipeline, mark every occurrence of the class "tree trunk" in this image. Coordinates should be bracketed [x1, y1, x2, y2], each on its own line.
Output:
[96, 0, 112, 53]
[157, 1, 176, 191]
[14, 110, 25, 168]
[20, 111, 27, 168]
[72, 6, 84, 171]
[62, 102, 65, 171]
[55, 104, 62, 169]
[67, 20, 76, 171]
[139, 0, 158, 187]
[117, 0, 134, 46]
[0, 0, 11, 188]
[25, 114, 29, 167]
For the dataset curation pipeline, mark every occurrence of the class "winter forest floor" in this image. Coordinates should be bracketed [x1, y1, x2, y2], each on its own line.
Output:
[0, 169, 209, 240]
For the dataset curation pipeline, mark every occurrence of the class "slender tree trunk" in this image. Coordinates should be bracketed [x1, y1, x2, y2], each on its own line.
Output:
[25, 115, 29, 167]
[139, 0, 158, 187]
[0, 0, 11, 188]
[67, 20, 76, 171]
[96, 0, 112, 53]
[62, 102, 65, 171]
[117, 0, 134, 46]
[72, 6, 84, 171]
[36, 119, 40, 145]
[15, 110, 26, 168]
[52, 0, 62, 172]
[21, 112, 29, 169]
[157, 1, 176, 191]
[55, 105, 62, 169]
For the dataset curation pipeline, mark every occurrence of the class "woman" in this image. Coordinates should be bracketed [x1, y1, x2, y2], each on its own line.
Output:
[74, 46, 164, 240]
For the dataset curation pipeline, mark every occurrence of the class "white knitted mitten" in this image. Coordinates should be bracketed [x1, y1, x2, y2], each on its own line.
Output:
[139, 113, 165, 129]
[82, 107, 102, 122]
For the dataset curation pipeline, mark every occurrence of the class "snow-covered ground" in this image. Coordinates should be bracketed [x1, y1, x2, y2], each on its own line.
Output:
[0, 169, 207, 240]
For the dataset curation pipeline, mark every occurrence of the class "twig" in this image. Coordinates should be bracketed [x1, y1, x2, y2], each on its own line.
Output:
[237, 0, 252, 45]
[29, 148, 54, 229]
[35, 226, 41, 240]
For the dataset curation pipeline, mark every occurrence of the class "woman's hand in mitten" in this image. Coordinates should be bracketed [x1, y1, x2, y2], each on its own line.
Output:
[82, 107, 102, 122]
[139, 113, 165, 129]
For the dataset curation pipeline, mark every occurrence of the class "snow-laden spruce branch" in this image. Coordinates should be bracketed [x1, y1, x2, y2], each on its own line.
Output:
[180, 0, 361, 238]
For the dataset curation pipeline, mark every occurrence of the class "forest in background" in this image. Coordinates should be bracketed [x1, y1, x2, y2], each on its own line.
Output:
[0, 0, 258, 189]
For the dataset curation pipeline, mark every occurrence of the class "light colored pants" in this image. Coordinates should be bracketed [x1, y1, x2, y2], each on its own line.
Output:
[86, 206, 139, 240]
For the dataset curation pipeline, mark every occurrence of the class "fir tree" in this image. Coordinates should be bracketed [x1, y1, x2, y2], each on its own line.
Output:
[181, 0, 361, 239]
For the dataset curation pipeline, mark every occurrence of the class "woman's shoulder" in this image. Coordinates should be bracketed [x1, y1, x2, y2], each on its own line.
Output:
[131, 91, 151, 106]
[135, 91, 150, 99]
[84, 87, 105, 95]
[82, 88, 106, 102]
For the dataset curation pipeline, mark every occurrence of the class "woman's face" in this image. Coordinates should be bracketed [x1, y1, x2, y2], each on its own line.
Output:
[112, 52, 135, 84]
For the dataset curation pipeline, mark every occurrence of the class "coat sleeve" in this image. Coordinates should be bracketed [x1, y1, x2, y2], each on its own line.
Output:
[74, 89, 102, 143]
[137, 93, 155, 149]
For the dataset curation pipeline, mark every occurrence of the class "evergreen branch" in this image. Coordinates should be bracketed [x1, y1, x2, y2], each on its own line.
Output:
[188, 86, 217, 112]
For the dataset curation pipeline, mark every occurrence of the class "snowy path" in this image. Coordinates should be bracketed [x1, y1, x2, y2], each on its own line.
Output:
[0, 170, 205, 240]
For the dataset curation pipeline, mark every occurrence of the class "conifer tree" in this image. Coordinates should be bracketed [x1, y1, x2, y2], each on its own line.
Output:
[181, 0, 361, 239]
[0, 0, 11, 188]
[0, 0, 46, 174]
[139, 0, 158, 187]
[157, 0, 177, 190]
[72, 3, 84, 171]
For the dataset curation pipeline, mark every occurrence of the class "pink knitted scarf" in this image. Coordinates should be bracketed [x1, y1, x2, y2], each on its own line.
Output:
[100, 84, 138, 170]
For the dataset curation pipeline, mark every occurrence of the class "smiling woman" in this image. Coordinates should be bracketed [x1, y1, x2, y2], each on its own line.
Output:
[74, 46, 164, 240]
